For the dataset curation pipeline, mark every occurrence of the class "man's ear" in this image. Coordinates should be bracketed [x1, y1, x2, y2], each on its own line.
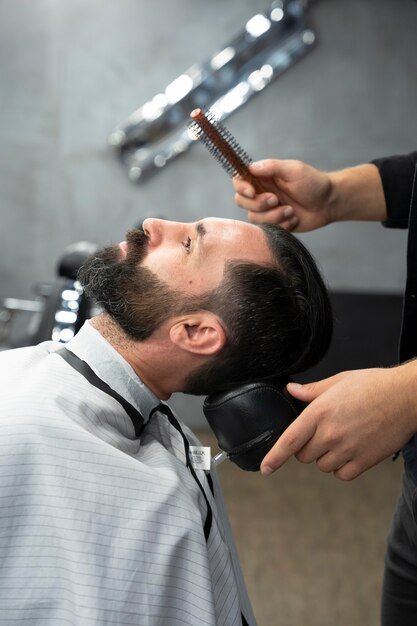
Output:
[169, 312, 226, 356]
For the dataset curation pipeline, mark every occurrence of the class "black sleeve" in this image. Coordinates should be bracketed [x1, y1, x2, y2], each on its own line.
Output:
[371, 151, 417, 229]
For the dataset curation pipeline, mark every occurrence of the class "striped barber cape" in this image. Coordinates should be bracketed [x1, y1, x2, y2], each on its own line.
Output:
[0, 321, 256, 626]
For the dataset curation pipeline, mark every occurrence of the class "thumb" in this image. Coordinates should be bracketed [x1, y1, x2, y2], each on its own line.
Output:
[287, 378, 334, 402]
[250, 159, 302, 183]
[250, 159, 287, 179]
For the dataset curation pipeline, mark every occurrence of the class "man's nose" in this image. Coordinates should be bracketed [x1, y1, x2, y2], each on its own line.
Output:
[142, 218, 163, 246]
[142, 218, 185, 247]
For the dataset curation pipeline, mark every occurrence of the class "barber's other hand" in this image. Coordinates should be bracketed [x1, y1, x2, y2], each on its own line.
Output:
[260, 365, 417, 481]
[233, 159, 333, 232]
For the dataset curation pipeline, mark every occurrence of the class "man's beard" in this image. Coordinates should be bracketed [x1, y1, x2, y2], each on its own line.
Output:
[78, 229, 196, 341]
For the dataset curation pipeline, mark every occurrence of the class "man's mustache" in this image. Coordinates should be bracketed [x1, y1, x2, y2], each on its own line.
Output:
[125, 229, 149, 264]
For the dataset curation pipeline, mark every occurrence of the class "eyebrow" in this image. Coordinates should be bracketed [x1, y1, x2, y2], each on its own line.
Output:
[195, 222, 207, 257]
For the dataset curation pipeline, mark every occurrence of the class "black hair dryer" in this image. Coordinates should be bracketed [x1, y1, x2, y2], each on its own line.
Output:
[203, 379, 304, 472]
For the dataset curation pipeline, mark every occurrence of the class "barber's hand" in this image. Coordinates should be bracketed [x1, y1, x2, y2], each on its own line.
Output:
[233, 159, 333, 232]
[260, 365, 417, 481]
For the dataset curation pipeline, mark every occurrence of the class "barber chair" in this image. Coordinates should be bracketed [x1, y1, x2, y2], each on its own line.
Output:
[0, 241, 98, 350]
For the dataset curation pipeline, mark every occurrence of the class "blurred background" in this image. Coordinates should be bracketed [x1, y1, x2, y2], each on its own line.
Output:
[1, 0, 416, 624]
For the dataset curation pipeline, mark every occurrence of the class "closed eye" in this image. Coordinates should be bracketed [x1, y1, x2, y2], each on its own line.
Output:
[182, 236, 192, 253]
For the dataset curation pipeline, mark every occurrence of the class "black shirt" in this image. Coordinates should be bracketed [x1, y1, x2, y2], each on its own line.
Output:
[372, 152, 417, 362]
[372, 151, 417, 477]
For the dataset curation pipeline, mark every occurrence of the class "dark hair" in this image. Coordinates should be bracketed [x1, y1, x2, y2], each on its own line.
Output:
[183, 224, 333, 394]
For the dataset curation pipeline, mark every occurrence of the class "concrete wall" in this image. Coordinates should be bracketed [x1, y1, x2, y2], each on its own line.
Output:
[1, 0, 416, 424]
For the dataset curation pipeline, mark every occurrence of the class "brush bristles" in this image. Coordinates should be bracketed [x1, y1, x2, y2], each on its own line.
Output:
[189, 109, 253, 179]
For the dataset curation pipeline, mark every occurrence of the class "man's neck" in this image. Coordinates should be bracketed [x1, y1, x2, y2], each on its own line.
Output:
[90, 313, 132, 351]
[89, 313, 172, 401]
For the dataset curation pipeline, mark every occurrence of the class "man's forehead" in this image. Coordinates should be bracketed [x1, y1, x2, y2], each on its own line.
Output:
[200, 217, 272, 264]
[196, 216, 260, 236]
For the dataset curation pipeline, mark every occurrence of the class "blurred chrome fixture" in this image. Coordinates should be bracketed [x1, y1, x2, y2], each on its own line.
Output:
[0, 242, 98, 350]
[109, 0, 315, 183]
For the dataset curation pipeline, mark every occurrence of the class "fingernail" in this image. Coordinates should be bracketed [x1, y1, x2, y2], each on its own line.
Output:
[287, 382, 302, 391]
[283, 206, 293, 218]
[251, 162, 262, 170]
[267, 196, 278, 207]
[261, 465, 274, 476]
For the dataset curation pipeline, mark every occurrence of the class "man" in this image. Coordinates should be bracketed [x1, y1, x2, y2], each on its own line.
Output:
[233, 152, 417, 624]
[0, 216, 332, 625]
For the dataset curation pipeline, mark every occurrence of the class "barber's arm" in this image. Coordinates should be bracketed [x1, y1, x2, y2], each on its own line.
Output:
[260, 360, 417, 480]
[233, 159, 387, 230]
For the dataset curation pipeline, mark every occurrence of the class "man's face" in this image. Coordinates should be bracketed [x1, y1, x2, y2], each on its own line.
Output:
[79, 217, 273, 340]
[131, 217, 273, 294]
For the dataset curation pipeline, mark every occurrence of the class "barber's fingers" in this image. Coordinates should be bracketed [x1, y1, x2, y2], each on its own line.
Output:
[233, 190, 282, 211]
[233, 169, 283, 209]
[233, 181, 300, 228]
[292, 427, 352, 470]
[232, 177, 256, 198]
[232, 175, 264, 200]
[315, 451, 352, 474]
[286, 376, 342, 402]
[334, 461, 365, 482]
[233, 158, 306, 201]
[247, 207, 299, 230]
[315, 453, 362, 481]
[234, 189, 299, 228]
[260, 376, 345, 475]
[260, 421, 356, 478]
[232, 164, 284, 195]
[260, 411, 317, 475]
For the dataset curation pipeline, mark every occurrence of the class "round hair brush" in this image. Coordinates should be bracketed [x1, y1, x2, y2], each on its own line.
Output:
[188, 108, 266, 194]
